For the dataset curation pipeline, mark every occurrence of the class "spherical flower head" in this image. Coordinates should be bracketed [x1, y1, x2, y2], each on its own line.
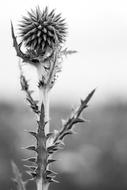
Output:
[19, 6, 67, 57]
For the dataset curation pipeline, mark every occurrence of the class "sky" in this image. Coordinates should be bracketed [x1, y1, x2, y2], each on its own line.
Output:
[0, 0, 127, 104]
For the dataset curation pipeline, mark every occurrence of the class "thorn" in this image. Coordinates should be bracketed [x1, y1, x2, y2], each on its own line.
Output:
[46, 170, 58, 176]
[63, 130, 73, 136]
[28, 131, 38, 139]
[56, 140, 65, 146]
[25, 171, 37, 178]
[24, 165, 36, 171]
[25, 170, 32, 176]
[80, 99, 84, 105]
[25, 146, 37, 152]
[46, 132, 54, 139]
[72, 118, 85, 124]
[47, 144, 57, 150]
[60, 130, 73, 140]
[47, 159, 56, 164]
[49, 178, 59, 183]
[11, 22, 16, 47]
[22, 157, 36, 163]
[83, 89, 96, 105]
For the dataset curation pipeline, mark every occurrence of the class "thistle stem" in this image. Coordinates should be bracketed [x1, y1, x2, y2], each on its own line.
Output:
[37, 178, 49, 190]
[36, 87, 50, 190]
[42, 88, 50, 135]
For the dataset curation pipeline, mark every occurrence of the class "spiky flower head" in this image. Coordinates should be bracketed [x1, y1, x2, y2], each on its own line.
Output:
[19, 6, 66, 57]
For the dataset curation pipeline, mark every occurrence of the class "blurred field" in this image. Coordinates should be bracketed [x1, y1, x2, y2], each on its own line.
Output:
[0, 99, 127, 190]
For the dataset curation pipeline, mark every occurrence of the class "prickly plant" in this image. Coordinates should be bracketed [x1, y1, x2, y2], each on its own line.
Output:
[11, 6, 95, 190]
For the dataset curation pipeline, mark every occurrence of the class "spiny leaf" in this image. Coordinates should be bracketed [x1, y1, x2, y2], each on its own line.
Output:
[11, 22, 27, 60]
[53, 89, 96, 145]
[11, 22, 18, 48]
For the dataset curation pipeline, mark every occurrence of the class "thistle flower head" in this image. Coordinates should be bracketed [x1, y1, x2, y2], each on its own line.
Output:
[19, 6, 66, 57]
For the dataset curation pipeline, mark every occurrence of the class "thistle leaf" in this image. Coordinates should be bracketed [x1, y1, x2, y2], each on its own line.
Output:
[11, 22, 28, 60]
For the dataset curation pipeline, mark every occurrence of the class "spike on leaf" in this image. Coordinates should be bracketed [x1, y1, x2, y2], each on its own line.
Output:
[47, 159, 56, 164]
[28, 131, 38, 139]
[25, 146, 37, 152]
[24, 165, 36, 171]
[83, 89, 96, 105]
[25, 170, 37, 178]
[46, 170, 58, 176]
[49, 178, 59, 183]
[46, 132, 54, 139]
[22, 157, 36, 163]
[72, 118, 85, 124]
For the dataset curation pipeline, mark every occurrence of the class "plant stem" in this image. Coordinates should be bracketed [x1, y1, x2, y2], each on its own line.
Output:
[37, 178, 49, 190]
[36, 87, 50, 190]
[42, 88, 50, 135]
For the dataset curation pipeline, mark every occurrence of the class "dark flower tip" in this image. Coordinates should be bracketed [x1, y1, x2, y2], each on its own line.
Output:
[19, 6, 67, 56]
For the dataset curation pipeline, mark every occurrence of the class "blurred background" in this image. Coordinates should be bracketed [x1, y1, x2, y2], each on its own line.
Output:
[1, 0, 127, 189]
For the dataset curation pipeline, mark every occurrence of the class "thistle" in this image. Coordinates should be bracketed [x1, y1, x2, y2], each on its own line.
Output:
[19, 6, 66, 57]
[11, 6, 95, 190]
